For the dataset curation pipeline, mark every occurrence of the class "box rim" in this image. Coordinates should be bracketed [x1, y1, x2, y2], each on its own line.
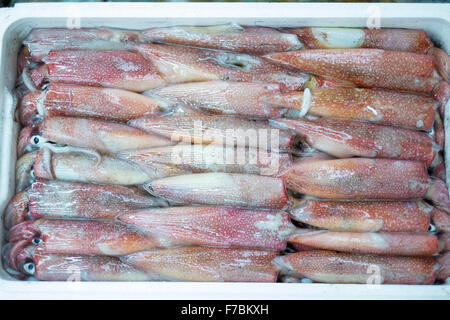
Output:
[0, 2, 449, 300]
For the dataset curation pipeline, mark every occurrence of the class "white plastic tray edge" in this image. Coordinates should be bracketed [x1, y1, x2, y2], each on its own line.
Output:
[0, 2, 449, 300]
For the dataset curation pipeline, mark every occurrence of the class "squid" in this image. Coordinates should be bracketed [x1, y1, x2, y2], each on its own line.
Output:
[12, 247, 278, 282]
[290, 200, 433, 233]
[440, 234, 450, 253]
[431, 207, 450, 233]
[15, 150, 174, 192]
[24, 49, 166, 92]
[118, 144, 292, 177]
[437, 252, 449, 281]
[264, 48, 444, 95]
[142, 23, 303, 54]
[144, 81, 286, 119]
[279, 157, 448, 202]
[283, 27, 433, 53]
[23, 27, 147, 62]
[270, 118, 439, 165]
[128, 114, 294, 151]
[273, 250, 437, 284]
[4, 178, 167, 229]
[118, 207, 294, 250]
[129, 43, 309, 91]
[429, 47, 450, 82]
[146, 172, 290, 210]
[264, 87, 437, 130]
[18, 116, 173, 157]
[123, 247, 278, 282]
[7, 208, 291, 262]
[287, 229, 438, 256]
[18, 83, 170, 126]
[14, 253, 150, 281]
[7, 219, 162, 261]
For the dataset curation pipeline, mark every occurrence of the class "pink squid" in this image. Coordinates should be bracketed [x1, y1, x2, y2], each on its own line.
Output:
[284, 27, 433, 53]
[122, 247, 278, 282]
[118, 206, 294, 250]
[18, 83, 170, 126]
[287, 229, 438, 256]
[7, 219, 162, 258]
[142, 24, 303, 54]
[24, 27, 147, 61]
[147, 172, 290, 210]
[118, 144, 292, 177]
[278, 157, 450, 209]
[264, 48, 443, 94]
[129, 43, 309, 91]
[290, 200, 433, 233]
[264, 87, 438, 130]
[4, 178, 167, 229]
[273, 250, 437, 284]
[144, 81, 286, 119]
[13, 247, 278, 282]
[270, 118, 439, 165]
[128, 114, 294, 151]
[26, 49, 166, 92]
[17, 116, 173, 157]
[15, 150, 174, 192]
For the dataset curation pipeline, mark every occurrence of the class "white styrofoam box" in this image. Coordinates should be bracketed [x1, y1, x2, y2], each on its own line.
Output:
[0, 2, 449, 300]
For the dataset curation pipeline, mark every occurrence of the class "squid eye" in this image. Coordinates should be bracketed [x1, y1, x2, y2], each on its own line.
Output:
[30, 169, 35, 179]
[23, 262, 35, 275]
[31, 238, 41, 245]
[428, 224, 437, 233]
[30, 135, 41, 146]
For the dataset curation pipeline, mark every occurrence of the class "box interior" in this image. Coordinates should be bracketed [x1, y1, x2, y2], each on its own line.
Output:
[0, 3, 449, 299]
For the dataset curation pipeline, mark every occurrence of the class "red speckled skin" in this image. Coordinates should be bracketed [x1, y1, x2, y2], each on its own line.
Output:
[264, 49, 438, 93]
[118, 145, 292, 177]
[19, 91, 41, 126]
[426, 178, 450, 211]
[285, 28, 433, 53]
[142, 25, 302, 54]
[130, 43, 309, 91]
[433, 81, 450, 118]
[278, 158, 429, 200]
[290, 200, 431, 232]
[3, 192, 28, 230]
[147, 81, 285, 119]
[287, 229, 438, 256]
[431, 207, 450, 233]
[31, 149, 164, 186]
[128, 114, 294, 151]
[150, 172, 290, 210]
[273, 250, 437, 284]
[271, 118, 438, 165]
[431, 154, 446, 181]
[123, 247, 278, 282]
[45, 50, 166, 92]
[265, 88, 437, 130]
[437, 252, 449, 281]
[430, 47, 450, 82]
[8, 219, 162, 256]
[118, 207, 293, 251]
[439, 233, 450, 253]
[19, 83, 166, 126]
[31, 254, 149, 281]
[19, 116, 172, 155]
[23, 178, 164, 220]
[25, 28, 147, 61]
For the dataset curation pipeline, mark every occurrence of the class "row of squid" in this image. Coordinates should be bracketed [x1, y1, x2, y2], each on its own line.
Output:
[3, 24, 450, 283]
